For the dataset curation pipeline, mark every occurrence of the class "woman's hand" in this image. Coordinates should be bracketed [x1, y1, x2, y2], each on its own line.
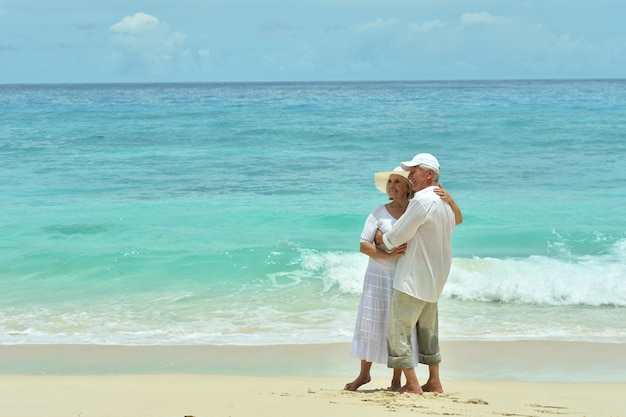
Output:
[434, 183, 454, 203]
[435, 183, 463, 225]
[374, 229, 383, 246]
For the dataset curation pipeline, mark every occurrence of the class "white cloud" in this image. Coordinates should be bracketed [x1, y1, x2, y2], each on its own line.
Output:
[419, 20, 445, 32]
[360, 18, 401, 31]
[107, 12, 209, 78]
[110, 12, 161, 35]
[461, 12, 501, 25]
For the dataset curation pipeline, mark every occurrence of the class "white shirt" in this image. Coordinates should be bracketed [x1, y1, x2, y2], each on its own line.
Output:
[382, 185, 455, 302]
[360, 204, 400, 269]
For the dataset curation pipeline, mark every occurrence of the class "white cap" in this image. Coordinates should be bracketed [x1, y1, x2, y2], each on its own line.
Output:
[400, 153, 440, 171]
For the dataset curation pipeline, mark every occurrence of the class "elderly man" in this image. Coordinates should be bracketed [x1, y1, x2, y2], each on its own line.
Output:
[376, 153, 458, 394]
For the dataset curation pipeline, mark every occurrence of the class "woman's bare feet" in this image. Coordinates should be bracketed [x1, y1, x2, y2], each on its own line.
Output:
[343, 375, 371, 391]
[388, 379, 402, 392]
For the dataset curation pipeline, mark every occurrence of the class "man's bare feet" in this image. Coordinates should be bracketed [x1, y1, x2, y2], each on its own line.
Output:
[343, 375, 371, 391]
[399, 383, 423, 394]
[421, 383, 443, 393]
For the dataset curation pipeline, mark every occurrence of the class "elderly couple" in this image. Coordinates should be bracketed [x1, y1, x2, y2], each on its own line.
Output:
[345, 153, 462, 394]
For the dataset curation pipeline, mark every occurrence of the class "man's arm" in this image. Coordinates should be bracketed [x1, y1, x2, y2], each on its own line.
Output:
[373, 228, 398, 250]
[379, 199, 426, 250]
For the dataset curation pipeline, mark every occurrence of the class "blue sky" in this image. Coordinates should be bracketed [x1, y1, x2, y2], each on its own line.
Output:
[1, 0, 625, 83]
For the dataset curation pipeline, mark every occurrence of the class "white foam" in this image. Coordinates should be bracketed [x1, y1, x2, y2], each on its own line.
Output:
[445, 240, 626, 306]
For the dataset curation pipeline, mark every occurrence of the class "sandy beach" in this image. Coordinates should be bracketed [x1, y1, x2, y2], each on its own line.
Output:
[1, 341, 624, 417]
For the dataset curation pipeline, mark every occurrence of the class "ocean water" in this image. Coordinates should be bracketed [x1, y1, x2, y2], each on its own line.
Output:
[1, 80, 625, 346]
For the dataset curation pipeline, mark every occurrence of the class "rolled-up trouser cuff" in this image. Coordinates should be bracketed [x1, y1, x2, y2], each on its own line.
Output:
[387, 355, 414, 369]
[419, 352, 441, 365]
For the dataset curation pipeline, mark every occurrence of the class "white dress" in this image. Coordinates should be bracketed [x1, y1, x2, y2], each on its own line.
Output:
[350, 204, 419, 365]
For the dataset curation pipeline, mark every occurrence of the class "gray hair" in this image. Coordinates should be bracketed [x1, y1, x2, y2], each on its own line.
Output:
[418, 165, 440, 183]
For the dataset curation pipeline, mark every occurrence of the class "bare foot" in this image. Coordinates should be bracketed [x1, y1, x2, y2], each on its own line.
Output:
[421, 383, 443, 393]
[344, 375, 371, 391]
[388, 381, 401, 392]
[399, 383, 423, 394]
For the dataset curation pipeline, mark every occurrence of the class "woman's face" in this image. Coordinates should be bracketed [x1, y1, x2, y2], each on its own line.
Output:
[386, 174, 410, 200]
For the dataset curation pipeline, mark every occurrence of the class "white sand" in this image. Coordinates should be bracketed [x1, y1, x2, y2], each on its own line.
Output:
[0, 341, 624, 417]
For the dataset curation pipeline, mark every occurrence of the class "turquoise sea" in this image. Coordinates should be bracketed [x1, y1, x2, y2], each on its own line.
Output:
[1, 80, 625, 346]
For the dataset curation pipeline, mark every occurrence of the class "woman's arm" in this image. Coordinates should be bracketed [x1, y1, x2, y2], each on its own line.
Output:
[434, 183, 463, 225]
[360, 241, 407, 259]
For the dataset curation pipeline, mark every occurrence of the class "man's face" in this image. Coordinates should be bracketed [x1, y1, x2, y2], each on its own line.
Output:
[408, 165, 431, 191]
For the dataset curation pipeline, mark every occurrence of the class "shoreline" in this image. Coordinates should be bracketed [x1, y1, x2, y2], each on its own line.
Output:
[1, 340, 624, 417]
[1, 340, 624, 382]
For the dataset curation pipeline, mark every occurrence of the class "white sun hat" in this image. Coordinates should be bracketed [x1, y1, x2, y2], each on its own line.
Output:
[374, 166, 410, 194]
